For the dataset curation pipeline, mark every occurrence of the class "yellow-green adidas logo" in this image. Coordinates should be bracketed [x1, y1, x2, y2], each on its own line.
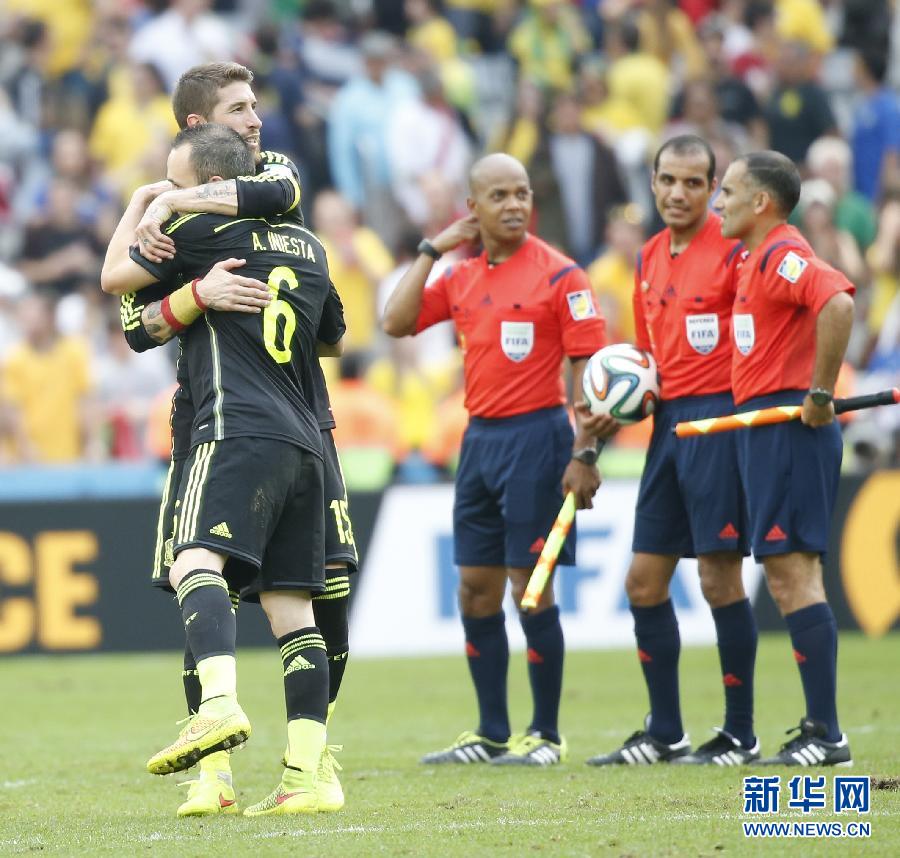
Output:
[284, 655, 315, 675]
[210, 522, 232, 538]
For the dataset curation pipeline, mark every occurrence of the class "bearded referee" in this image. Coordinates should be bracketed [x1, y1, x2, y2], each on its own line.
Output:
[383, 153, 608, 766]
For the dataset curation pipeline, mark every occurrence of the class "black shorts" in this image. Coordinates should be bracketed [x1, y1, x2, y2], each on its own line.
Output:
[322, 429, 358, 572]
[171, 437, 325, 598]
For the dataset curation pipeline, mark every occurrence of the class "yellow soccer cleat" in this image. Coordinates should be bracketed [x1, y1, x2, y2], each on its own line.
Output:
[176, 768, 239, 817]
[317, 745, 344, 812]
[147, 701, 251, 776]
[243, 771, 318, 817]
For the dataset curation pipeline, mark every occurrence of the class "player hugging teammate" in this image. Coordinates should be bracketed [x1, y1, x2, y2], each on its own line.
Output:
[102, 63, 357, 817]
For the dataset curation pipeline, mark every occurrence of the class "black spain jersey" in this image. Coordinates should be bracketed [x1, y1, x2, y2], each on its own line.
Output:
[119, 150, 339, 433]
[130, 213, 345, 457]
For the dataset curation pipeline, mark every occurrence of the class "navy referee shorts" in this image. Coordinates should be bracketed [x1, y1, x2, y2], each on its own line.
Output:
[454, 406, 576, 569]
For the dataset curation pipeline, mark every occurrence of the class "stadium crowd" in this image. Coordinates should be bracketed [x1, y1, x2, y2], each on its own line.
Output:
[1, 0, 899, 485]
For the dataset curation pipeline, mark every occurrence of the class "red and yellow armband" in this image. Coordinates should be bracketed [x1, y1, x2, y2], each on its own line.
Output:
[160, 279, 207, 332]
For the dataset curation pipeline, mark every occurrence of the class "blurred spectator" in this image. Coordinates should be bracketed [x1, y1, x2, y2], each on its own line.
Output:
[4, 18, 52, 131]
[1, 291, 97, 462]
[406, 0, 459, 63]
[89, 63, 180, 201]
[507, 0, 592, 91]
[327, 31, 418, 245]
[678, 14, 767, 146]
[797, 179, 866, 285]
[864, 184, 900, 362]
[775, 0, 834, 56]
[764, 39, 837, 164]
[28, 129, 117, 230]
[634, 0, 708, 82]
[727, 1, 778, 101]
[93, 317, 173, 460]
[443, 0, 506, 54]
[16, 179, 103, 297]
[577, 58, 644, 143]
[528, 89, 628, 264]
[586, 204, 645, 343]
[387, 66, 472, 229]
[0, 263, 28, 360]
[129, 0, 237, 91]
[605, 19, 671, 135]
[850, 47, 900, 203]
[664, 78, 749, 156]
[328, 353, 401, 491]
[313, 190, 395, 356]
[5, 0, 92, 79]
[801, 135, 877, 252]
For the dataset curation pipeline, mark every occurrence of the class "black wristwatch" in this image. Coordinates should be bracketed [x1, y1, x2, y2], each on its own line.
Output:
[572, 440, 605, 466]
[417, 238, 442, 261]
[808, 388, 834, 407]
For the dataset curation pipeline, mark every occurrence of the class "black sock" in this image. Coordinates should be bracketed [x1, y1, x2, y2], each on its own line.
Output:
[181, 588, 239, 714]
[786, 603, 841, 741]
[461, 612, 510, 743]
[712, 599, 757, 747]
[176, 570, 236, 663]
[520, 606, 564, 744]
[631, 600, 683, 744]
[278, 626, 329, 723]
[313, 574, 350, 704]
[182, 642, 201, 715]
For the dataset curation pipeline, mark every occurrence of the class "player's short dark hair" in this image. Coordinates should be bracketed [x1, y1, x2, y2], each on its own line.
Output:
[738, 150, 802, 216]
[654, 135, 716, 184]
[172, 62, 254, 129]
[171, 124, 255, 184]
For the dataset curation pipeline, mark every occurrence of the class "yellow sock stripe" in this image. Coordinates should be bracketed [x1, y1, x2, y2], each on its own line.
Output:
[228, 589, 241, 610]
[179, 442, 216, 544]
[280, 635, 326, 655]
[314, 589, 350, 601]
[324, 576, 350, 589]
[280, 636, 327, 658]
[176, 572, 228, 605]
[152, 459, 177, 578]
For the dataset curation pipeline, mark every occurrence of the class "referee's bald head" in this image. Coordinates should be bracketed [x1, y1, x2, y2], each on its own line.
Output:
[469, 154, 530, 195]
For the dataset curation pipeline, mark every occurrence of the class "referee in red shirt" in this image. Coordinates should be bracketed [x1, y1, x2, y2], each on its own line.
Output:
[586, 136, 759, 768]
[383, 153, 608, 766]
[716, 151, 855, 766]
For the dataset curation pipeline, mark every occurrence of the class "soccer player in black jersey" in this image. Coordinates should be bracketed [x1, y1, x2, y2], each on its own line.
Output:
[104, 123, 345, 816]
[101, 63, 355, 816]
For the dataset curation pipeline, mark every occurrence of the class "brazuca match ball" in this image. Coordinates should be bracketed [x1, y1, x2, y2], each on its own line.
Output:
[581, 343, 660, 424]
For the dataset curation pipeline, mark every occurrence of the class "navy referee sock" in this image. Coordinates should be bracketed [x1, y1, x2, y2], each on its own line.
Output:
[520, 605, 564, 745]
[786, 602, 841, 742]
[462, 612, 510, 743]
[631, 599, 684, 744]
[712, 599, 757, 748]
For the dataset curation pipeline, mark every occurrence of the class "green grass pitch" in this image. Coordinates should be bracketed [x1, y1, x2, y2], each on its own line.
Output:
[2, 633, 897, 856]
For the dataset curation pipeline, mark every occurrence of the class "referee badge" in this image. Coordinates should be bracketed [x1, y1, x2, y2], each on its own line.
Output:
[733, 313, 755, 355]
[776, 251, 808, 283]
[500, 321, 534, 362]
[685, 313, 719, 355]
[566, 290, 597, 321]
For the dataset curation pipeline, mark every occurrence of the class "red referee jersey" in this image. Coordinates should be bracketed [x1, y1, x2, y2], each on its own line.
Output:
[731, 224, 855, 405]
[415, 234, 607, 418]
[633, 212, 742, 400]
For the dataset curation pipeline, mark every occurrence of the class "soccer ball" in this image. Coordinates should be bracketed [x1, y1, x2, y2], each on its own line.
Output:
[581, 344, 659, 424]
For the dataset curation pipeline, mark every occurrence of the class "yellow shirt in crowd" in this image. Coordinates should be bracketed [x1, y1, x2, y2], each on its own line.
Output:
[320, 230, 394, 351]
[2, 337, 92, 463]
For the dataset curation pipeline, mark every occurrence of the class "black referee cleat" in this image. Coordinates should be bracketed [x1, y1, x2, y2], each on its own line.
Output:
[420, 731, 508, 764]
[586, 724, 690, 766]
[672, 728, 760, 766]
[756, 718, 852, 767]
